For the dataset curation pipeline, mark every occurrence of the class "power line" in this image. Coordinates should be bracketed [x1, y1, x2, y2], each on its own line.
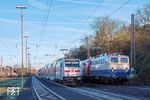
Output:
[40, 0, 50, 39]
[0, 32, 18, 63]
[106, 0, 130, 18]
[40, 0, 53, 42]
[67, 0, 103, 40]
[66, 0, 131, 49]
[34, 0, 53, 59]
[67, 29, 91, 48]
[35, 0, 131, 64]
[52, 1, 103, 59]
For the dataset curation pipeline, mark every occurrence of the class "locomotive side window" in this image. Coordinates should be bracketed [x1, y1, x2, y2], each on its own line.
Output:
[100, 58, 103, 64]
[104, 58, 107, 64]
[121, 58, 128, 63]
[99, 59, 101, 64]
[96, 60, 98, 64]
[111, 57, 118, 63]
[102, 58, 105, 64]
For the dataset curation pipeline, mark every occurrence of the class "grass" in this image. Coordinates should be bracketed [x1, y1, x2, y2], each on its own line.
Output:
[0, 78, 13, 82]
[0, 87, 6, 95]
[0, 77, 29, 97]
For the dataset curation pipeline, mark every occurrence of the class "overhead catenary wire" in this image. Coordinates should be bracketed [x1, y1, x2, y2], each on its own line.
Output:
[35, 0, 131, 65]
[38, 0, 51, 47]
[52, 0, 103, 59]
[65, 0, 131, 49]
[34, 0, 53, 59]
[68, 0, 104, 39]
[35, 0, 102, 63]
[0, 31, 18, 63]
[40, 0, 53, 43]
[33, 0, 53, 69]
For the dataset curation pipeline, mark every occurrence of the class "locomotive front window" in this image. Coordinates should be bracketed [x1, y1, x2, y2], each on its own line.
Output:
[65, 62, 79, 67]
[121, 58, 128, 63]
[111, 58, 118, 63]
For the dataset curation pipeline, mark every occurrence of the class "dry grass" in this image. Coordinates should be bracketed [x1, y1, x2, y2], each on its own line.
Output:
[0, 87, 6, 94]
[0, 77, 17, 82]
[0, 78, 10, 81]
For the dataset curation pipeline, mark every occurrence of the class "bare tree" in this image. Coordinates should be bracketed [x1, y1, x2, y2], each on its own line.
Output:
[91, 17, 125, 53]
[135, 3, 150, 56]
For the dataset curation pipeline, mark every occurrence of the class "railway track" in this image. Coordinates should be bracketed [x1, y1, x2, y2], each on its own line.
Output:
[73, 87, 138, 100]
[124, 85, 150, 91]
[40, 78, 139, 100]
[86, 83, 150, 99]
[93, 83, 150, 91]
[32, 77, 65, 100]
[82, 82, 150, 98]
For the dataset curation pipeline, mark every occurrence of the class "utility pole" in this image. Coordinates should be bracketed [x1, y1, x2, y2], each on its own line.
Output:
[28, 53, 30, 74]
[85, 36, 90, 58]
[16, 5, 27, 88]
[27, 47, 31, 74]
[0, 56, 3, 67]
[0, 57, 3, 77]
[24, 36, 29, 68]
[131, 14, 136, 66]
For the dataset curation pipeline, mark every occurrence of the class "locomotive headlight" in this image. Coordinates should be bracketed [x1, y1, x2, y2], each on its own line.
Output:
[125, 68, 129, 72]
[112, 67, 114, 72]
[77, 77, 81, 80]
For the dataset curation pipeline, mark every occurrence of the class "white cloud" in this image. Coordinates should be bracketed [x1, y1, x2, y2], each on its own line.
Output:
[28, 0, 48, 10]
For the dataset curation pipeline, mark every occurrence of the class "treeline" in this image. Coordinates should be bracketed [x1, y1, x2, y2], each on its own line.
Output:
[68, 3, 150, 82]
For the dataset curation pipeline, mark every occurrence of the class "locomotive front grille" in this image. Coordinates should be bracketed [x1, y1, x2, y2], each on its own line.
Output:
[117, 64, 122, 69]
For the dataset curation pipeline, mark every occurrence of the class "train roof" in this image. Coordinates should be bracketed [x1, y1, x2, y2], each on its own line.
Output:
[81, 53, 129, 62]
[97, 53, 129, 57]
[57, 58, 80, 61]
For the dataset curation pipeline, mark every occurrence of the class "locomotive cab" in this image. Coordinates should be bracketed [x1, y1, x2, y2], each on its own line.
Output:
[109, 55, 130, 79]
[63, 59, 82, 85]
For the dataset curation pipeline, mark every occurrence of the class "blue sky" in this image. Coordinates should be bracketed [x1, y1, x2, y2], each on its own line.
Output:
[0, 0, 149, 69]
